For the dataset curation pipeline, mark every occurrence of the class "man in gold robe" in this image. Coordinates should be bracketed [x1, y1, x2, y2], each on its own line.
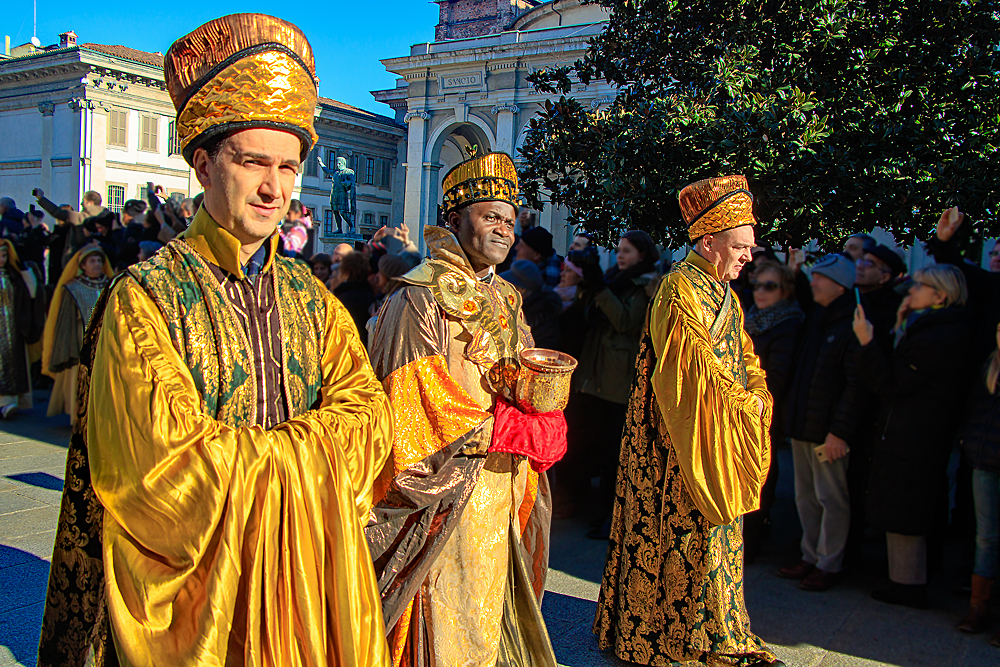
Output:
[595, 176, 783, 667]
[366, 152, 562, 666]
[37, 14, 392, 667]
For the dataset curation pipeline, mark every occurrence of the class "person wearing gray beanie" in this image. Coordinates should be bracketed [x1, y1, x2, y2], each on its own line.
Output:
[810, 253, 856, 289]
[780, 252, 865, 592]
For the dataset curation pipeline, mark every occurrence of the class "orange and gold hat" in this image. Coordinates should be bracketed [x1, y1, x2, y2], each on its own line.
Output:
[441, 151, 520, 215]
[679, 175, 756, 241]
[164, 13, 319, 166]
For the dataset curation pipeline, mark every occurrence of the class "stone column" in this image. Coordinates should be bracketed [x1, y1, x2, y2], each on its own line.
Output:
[402, 110, 431, 250]
[491, 103, 518, 155]
[38, 102, 55, 195]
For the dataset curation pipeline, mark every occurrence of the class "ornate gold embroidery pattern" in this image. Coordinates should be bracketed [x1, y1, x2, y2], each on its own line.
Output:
[593, 322, 773, 666]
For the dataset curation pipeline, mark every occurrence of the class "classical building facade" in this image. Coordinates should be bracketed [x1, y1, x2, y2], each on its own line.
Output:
[372, 0, 612, 252]
[0, 31, 404, 247]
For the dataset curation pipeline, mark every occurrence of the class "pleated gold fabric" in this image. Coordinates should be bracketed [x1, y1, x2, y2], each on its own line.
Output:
[86, 256, 392, 666]
[649, 251, 771, 525]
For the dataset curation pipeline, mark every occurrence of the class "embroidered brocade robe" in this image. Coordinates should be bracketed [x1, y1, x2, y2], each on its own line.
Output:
[366, 226, 556, 667]
[594, 251, 776, 666]
[37, 209, 393, 667]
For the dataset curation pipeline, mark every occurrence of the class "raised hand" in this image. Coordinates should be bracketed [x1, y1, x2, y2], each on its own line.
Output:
[936, 207, 964, 242]
[852, 303, 874, 346]
[894, 295, 912, 332]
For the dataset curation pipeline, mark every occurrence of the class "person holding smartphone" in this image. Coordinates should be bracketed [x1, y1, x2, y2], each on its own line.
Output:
[780, 253, 865, 592]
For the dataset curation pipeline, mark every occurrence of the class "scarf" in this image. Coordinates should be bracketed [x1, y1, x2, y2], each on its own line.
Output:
[894, 304, 945, 348]
[745, 299, 804, 336]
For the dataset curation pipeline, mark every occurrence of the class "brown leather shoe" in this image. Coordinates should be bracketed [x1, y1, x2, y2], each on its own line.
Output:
[799, 568, 842, 592]
[777, 560, 815, 580]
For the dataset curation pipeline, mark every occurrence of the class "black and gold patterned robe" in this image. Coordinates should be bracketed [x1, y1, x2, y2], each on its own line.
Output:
[594, 251, 775, 666]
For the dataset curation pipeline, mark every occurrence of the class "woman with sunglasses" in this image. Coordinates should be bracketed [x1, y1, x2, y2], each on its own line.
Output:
[853, 264, 971, 608]
[742, 261, 804, 561]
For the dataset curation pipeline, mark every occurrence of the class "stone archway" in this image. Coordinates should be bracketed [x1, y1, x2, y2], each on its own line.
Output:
[422, 119, 495, 226]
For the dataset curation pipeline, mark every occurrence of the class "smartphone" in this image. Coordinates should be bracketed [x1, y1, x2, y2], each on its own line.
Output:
[814, 444, 829, 463]
[854, 287, 861, 304]
[31, 188, 39, 197]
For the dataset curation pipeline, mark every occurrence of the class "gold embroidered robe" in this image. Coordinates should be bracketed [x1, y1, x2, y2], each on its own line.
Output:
[594, 251, 775, 666]
[366, 226, 555, 667]
[37, 210, 393, 667]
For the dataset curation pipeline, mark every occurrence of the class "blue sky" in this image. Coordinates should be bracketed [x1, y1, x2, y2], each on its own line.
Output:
[6, 0, 441, 116]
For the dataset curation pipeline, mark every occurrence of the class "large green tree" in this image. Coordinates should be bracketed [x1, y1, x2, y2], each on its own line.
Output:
[519, 0, 1000, 249]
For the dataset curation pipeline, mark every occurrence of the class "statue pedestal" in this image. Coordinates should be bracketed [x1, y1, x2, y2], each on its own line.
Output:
[318, 232, 364, 255]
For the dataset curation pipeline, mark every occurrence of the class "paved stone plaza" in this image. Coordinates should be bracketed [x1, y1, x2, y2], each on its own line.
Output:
[1, 392, 997, 666]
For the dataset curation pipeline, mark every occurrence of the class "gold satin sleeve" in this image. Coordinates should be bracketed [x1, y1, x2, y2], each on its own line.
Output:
[88, 278, 392, 667]
[649, 277, 771, 526]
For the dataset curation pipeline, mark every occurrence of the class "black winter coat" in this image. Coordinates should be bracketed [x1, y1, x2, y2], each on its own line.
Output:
[786, 292, 865, 444]
[522, 288, 562, 350]
[960, 373, 1000, 475]
[926, 235, 1000, 363]
[860, 306, 971, 535]
[748, 315, 803, 445]
[333, 280, 375, 346]
[861, 283, 903, 356]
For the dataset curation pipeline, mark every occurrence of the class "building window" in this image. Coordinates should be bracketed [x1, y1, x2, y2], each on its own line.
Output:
[324, 209, 334, 236]
[305, 147, 318, 177]
[365, 158, 375, 185]
[379, 159, 392, 190]
[139, 114, 158, 152]
[107, 108, 127, 147]
[362, 212, 375, 230]
[379, 215, 389, 228]
[324, 148, 337, 179]
[351, 154, 361, 175]
[106, 184, 126, 213]
[167, 121, 182, 156]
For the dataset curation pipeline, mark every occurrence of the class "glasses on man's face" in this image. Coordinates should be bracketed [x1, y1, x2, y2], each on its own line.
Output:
[751, 280, 780, 292]
[989, 250, 1000, 258]
[856, 258, 889, 272]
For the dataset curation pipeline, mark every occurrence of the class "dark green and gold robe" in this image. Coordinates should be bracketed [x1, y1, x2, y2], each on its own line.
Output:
[594, 251, 776, 666]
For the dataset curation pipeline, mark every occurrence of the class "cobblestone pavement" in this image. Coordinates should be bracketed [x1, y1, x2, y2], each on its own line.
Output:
[1, 392, 997, 666]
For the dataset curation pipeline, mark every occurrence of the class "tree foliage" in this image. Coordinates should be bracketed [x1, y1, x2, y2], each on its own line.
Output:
[518, 0, 1000, 249]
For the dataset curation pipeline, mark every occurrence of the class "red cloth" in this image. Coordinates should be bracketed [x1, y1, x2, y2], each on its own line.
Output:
[490, 398, 567, 472]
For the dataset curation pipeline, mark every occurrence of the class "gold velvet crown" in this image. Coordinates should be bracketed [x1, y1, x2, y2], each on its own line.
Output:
[164, 13, 319, 166]
[679, 175, 756, 241]
[441, 152, 520, 214]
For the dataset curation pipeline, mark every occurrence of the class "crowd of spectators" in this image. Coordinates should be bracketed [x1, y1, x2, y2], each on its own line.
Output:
[4, 189, 1000, 646]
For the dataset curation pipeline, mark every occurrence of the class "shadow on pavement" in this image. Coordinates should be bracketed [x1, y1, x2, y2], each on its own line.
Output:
[0, 544, 48, 667]
[6, 473, 64, 492]
[0, 392, 72, 450]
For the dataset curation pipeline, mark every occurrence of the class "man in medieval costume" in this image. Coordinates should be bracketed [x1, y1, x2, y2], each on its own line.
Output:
[367, 151, 565, 666]
[0, 239, 46, 418]
[37, 14, 393, 667]
[594, 176, 784, 667]
[42, 243, 112, 423]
